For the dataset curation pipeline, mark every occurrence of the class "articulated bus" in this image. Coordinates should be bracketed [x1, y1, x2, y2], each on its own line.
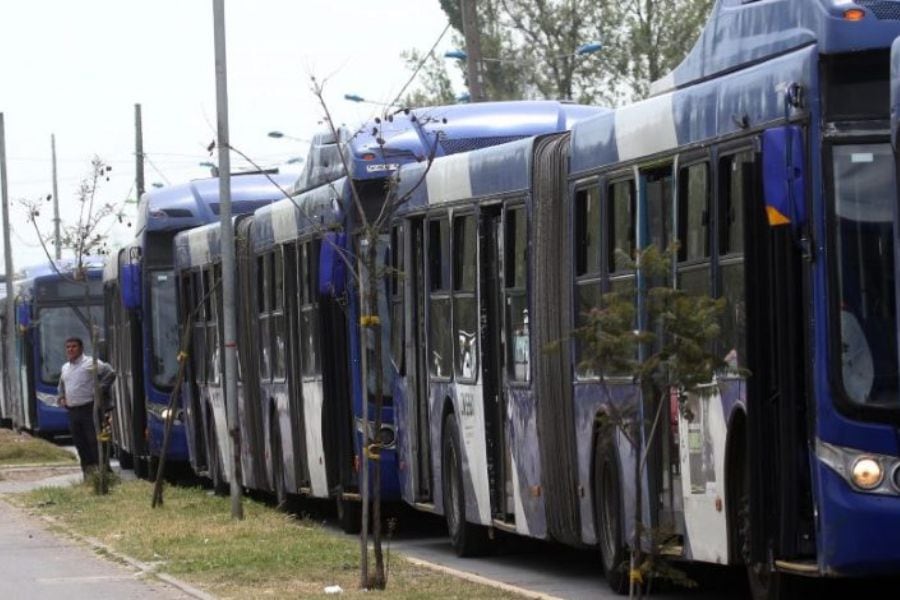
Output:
[11, 259, 104, 436]
[390, 1, 900, 596]
[103, 172, 296, 477]
[173, 101, 603, 530]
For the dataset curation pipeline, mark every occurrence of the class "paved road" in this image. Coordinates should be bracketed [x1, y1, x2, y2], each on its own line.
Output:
[0, 499, 191, 600]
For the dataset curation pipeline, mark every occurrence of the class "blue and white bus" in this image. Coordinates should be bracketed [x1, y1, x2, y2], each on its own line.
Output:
[11, 259, 104, 436]
[104, 172, 296, 476]
[390, 1, 900, 595]
[174, 100, 603, 529]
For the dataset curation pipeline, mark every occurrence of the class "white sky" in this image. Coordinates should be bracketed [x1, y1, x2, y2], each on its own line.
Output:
[0, 0, 458, 269]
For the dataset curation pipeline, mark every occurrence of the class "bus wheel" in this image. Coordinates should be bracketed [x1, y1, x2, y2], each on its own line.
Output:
[441, 413, 489, 557]
[594, 441, 629, 595]
[336, 492, 362, 534]
[116, 447, 134, 470]
[208, 420, 228, 496]
[270, 419, 287, 511]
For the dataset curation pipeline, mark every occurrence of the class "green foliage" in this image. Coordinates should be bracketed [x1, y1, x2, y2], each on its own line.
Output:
[405, 0, 714, 105]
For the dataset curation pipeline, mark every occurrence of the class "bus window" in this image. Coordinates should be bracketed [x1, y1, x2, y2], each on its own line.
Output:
[300, 241, 321, 377]
[832, 143, 898, 407]
[453, 215, 478, 380]
[645, 167, 673, 252]
[428, 218, 452, 379]
[258, 253, 272, 382]
[206, 266, 220, 384]
[505, 207, 529, 382]
[272, 247, 286, 381]
[191, 271, 206, 384]
[575, 186, 603, 379]
[390, 224, 405, 374]
[608, 179, 636, 275]
[677, 162, 711, 297]
[718, 151, 752, 369]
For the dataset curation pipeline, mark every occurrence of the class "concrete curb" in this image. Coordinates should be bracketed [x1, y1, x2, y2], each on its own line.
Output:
[405, 555, 566, 600]
[10, 501, 216, 600]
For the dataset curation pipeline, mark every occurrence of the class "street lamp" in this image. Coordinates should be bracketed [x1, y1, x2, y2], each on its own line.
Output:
[267, 130, 309, 143]
[199, 161, 219, 177]
[344, 94, 401, 108]
[444, 41, 602, 63]
[151, 182, 164, 189]
[285, 157, 304, 165]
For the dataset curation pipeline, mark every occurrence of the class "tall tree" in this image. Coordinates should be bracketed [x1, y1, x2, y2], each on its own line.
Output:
[404, 0, 713, 107]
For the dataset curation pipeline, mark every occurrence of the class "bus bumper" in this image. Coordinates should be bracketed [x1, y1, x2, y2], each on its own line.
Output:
[816, 463, 900, 576]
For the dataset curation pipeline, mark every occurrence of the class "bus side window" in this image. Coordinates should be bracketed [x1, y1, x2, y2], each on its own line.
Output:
[453, 214, 478, 381]
[207, 265, 220, 384]
[505, 206, 529, 382]
[272, 247, 286, 381]
[606, 179, 637, 373]
[717, 151, 753, 369]
[191, 271, 206, 384]
[300, 241, 321, 377]
[677, 162, 712, 297]
[390, 224, 405, 375]
[428, 218, 452, 379]
[574, 185, 602, 379]
[258, 253, 272, 382]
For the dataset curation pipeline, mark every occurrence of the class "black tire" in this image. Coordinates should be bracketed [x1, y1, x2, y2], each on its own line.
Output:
[441, 413, 489, 557]
[116, 447, 134, 470]
[270, 417, 287, 511]
[208, 419, 228, 496]
[594, 441, 630, 595]
[336, 492, 362, 534]
[134, 455, 150, 480]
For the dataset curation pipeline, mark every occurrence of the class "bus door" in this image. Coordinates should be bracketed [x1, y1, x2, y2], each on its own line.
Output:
[744, 131, 813, 563]
[409, 218, 433, 501]
[480, 206, 513, 521]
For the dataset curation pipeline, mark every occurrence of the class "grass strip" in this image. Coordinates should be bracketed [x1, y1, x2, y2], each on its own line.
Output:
[0, 428, 76, 466]
[17, 480, 520, 599]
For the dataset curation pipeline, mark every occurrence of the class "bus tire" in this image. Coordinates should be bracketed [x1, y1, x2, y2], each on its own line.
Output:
[593, 441, 629, 595]
[441, 412, 489, 557]
[117, 447, 134, 470]
[208, 419, 228, 496]
[270, 417, 287, 511]
[336, 493, 362, 534]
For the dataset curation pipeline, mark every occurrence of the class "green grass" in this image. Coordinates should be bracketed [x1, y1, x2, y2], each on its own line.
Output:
[17, 481, 520, 599]
[0, 429, 77, 466]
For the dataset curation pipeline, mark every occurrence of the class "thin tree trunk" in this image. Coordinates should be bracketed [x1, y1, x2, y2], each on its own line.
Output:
[366, 236, 386, 588]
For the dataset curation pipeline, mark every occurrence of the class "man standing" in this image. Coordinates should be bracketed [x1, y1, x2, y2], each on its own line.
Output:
[58, 337, 115, 477]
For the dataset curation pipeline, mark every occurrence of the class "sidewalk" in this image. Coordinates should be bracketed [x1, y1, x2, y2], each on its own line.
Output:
[0, 462, 197, 600]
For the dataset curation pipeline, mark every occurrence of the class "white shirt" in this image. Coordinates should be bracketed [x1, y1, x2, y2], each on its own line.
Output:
[58, 354, 114, 408]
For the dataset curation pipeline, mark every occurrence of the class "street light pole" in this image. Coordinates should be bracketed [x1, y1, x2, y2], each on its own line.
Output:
[212, 0, 243, 520]
[51, 134, 61, 260]
[0, 114, 18, 429]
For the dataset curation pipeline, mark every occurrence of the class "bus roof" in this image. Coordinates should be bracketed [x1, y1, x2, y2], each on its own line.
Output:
[651, 0, 900, 96]
[296, 100, 606, 190]
[134, 172, 296, 235]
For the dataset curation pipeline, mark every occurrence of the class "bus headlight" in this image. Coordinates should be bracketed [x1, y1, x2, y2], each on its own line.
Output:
[850, 457, 883, 490]
[816, 439, 899, 495]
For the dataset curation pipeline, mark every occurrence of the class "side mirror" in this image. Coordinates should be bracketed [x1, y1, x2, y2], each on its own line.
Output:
[319, 232, 347, 297]
[762, 125, 806, 231]
[121, 262, 142, 311]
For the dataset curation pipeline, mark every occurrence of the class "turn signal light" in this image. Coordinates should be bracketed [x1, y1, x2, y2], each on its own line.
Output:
[843, 8, 865, 21]
[851, 457, 883, 490]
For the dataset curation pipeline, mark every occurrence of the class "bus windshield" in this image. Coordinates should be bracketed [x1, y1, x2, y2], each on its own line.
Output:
[831, 142, 899, 409]
[149, 270, 179, 389]
[38, 304, 104, 385]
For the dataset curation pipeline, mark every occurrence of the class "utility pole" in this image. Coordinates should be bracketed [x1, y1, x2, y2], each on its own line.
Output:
[134, 104, 145, 200]
[212, 0, 243, 520]
[1, 114, 19, 429]
[51, 134, 61, 260]
[460, 0, 486, 102]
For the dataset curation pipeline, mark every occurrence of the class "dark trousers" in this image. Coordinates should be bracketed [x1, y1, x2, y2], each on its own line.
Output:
[67, 403, 98, 472]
